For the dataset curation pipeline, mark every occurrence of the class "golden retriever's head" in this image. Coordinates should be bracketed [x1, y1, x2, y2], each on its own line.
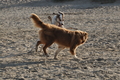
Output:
[75, 31, 88, 44]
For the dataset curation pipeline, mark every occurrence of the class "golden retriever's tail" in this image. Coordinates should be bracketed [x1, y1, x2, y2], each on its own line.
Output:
[30, 13, 46, 29]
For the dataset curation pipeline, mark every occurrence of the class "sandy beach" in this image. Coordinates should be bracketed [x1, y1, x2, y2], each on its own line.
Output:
[0, 0, 120, 80]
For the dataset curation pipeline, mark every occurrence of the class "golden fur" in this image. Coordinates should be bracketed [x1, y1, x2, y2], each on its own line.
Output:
[30, 13, 88, 59]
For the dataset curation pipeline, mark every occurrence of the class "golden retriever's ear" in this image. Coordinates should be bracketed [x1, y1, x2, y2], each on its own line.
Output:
[83, 32, 88, 42]
[75, 31, 82, 37]
[75, 31, 81, 39]
[75, 31, 79, 35]
[84, 32, 88, 37]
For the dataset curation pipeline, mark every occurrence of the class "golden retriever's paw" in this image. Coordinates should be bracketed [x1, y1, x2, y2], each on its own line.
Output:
[74, 55, 78, 59]
[45, 54, 49, 57]
[74, 55, 82, 61]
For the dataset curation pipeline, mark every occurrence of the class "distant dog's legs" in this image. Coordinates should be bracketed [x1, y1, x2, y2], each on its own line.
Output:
[43, 42, 54, 57]
[36, 41, 42, 52]
[54, 46, 65, 59]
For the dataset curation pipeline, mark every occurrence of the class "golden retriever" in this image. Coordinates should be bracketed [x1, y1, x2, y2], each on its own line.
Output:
[30, 13, 88, 59]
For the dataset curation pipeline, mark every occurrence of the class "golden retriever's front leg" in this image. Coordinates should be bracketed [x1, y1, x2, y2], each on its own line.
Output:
[70, 45, 78, 59]
[54, 46, 65, 60]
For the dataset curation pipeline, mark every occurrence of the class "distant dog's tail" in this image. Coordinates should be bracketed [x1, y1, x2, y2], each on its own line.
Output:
[30, 13, 46, 29]
[48, 16, 52, 23]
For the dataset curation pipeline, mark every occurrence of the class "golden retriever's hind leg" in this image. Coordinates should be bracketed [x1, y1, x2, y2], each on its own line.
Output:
[54, 46, 65, 60]
[36, 41, 42, 52]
